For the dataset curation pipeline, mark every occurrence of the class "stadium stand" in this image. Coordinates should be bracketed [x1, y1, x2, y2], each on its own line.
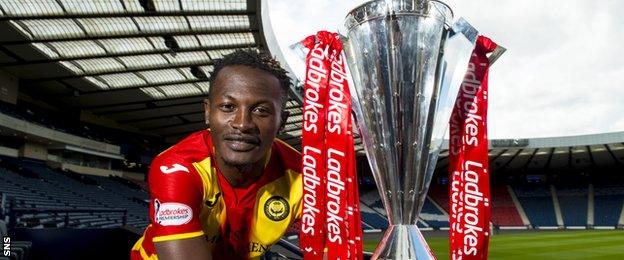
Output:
[513, 184, 558, 227]
[359, 202, 389, 230]
[419, 198, 449, 228]
[359, 190, 391, 230]
[359, 189, 445, 229]
[428, 183, 450, 215]
[0, 218, 32, 260]
[0, 100, 112, 145]
[1, 157, 148, 230]
[593, 183, 624, 227]
[556, 184, 588, 227]
[490, 185, 524, 227]
[360, 190, 385, 214]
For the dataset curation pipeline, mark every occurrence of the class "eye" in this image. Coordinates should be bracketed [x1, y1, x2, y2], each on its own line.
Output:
[252, 106, 271, 117]
[219, 103, 235, 112]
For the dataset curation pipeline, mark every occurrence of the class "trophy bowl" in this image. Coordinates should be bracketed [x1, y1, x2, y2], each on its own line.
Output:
[341, 0, 477, 258]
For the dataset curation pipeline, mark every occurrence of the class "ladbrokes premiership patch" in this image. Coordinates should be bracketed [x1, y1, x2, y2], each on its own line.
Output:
[154, 199, 193, 226]
[264, 196, 289, 221]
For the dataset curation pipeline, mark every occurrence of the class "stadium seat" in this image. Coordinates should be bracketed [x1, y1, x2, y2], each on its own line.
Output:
[514, 185, 558, 227]
[556, 184, 588, 227]
[490, 186, 524, 226]
[1, 160, 149, 230]
[419, 198, 449, 228]
[594, 184, 624, 227]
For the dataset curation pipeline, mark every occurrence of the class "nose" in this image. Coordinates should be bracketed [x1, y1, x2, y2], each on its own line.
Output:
[230, 109, 254, 132]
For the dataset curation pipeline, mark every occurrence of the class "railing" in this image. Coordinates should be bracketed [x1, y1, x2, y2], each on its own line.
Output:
[275, 238, 302, 258]
[7, 203, 127, 228]
[0, 192, 7, 217]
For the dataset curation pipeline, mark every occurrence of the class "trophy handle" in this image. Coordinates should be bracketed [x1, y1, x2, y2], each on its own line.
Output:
[286, 41, 309, 82]
[450, 17, 478, 43]
[426, 17, 479, 187]
[488, 45, 507, 65]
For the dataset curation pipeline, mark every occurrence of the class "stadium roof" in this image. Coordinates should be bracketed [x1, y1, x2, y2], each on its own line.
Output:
[0, 1, 299, 146]
[436, 131, 624, 173]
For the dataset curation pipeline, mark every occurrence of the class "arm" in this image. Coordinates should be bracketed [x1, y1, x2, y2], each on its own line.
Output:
[155, 237, 212, 260]
[148, 157, 211, 259]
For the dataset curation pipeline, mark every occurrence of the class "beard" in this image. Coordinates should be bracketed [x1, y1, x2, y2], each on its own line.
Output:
[221, 157, 255, 173]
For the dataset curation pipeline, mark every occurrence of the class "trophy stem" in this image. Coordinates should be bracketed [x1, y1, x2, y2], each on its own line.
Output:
[372, 225, 435, 260]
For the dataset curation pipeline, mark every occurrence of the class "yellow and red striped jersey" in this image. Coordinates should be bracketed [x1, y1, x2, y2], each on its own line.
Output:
[131, 130, 302, 259]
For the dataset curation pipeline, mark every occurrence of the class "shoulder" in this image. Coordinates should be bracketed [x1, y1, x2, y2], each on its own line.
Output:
[148, 130, 212, 195]
[272, 138, 301, 173]
[155, 130, 212, 163]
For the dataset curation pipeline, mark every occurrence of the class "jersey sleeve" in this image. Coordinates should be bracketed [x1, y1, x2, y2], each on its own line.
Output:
[147, 154, 205, 243]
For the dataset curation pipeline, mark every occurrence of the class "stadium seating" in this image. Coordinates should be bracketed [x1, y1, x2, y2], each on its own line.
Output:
[0, 158, 149, 230]
[359, 190, 390, 229]
[0, 219, 33, 260]
[556, 184, 588, 227]
[360, 190, 445, 229]
[360, 190, 385, 213]
[419, 198, 449, 228]
[428, 183, 450, 214]
[0, 100, 111, 144]
[0, 101, 161, 169]
[593, 184, 624, 227]
[359, 202, 388, 230]
[430, 183, 527, 227]
[513, 184, 558, 227]
[490, 186, 524, 226]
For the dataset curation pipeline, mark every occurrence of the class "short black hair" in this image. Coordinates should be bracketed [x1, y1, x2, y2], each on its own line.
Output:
[208, 49, 292, 104]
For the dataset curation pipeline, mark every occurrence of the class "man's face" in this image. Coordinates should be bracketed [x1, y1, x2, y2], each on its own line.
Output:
[205, 65, 287, 168]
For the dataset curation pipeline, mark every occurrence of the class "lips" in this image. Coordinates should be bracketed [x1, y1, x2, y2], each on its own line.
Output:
[223, 134, 260, 152]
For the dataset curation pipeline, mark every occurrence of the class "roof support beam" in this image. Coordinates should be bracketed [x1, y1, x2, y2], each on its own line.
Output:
[119, 110, 203, 124]
[81, 78, 207, 95]
[521, 148, 540, 171]
[83, 94, 206, 110]
[0, 28, 258, 45]
[0, 45, 24, 62]
[94, 99, 203, 116]
[499, 149, 523, 172]
[586, 145, 598, 168]
[0, 11, 255, 21]
[0, 43, 255, 66]
[23, 60, 214, 82]
[545, 147, 556, 170]
[604, 144, 623, 166]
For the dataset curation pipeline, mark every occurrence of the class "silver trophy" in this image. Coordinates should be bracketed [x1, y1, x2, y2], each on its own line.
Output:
[341, 0, 477, 259]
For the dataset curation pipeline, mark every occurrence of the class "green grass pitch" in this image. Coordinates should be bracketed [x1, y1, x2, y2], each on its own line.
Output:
[363, 230, 624, 259]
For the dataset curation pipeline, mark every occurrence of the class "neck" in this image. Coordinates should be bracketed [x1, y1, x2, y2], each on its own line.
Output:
[217, 156, 266, 188]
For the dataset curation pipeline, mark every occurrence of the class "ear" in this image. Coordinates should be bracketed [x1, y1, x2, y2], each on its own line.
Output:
[203, 98, 211, 126]
[278, 110, 290, 133]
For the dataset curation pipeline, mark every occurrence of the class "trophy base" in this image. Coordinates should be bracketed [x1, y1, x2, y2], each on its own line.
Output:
[371, 225, 435, 260]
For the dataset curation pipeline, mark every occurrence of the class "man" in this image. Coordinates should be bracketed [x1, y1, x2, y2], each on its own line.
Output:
[131, 50, 302, 260]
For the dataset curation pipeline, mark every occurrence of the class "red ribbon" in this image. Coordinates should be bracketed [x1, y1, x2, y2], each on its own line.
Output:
[300, 32, 330, 259]
[300, 31, 362, 260]
[346, 115, 363, 258]
[448, 35, 498, 260]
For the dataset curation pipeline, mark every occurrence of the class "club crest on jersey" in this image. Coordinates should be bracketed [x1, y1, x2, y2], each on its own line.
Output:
[264, 196, 289, 221]
[204, 192, 221, 208]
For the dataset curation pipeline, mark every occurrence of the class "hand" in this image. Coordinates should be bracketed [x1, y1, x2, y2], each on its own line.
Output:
[155, 236, 212, 260]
